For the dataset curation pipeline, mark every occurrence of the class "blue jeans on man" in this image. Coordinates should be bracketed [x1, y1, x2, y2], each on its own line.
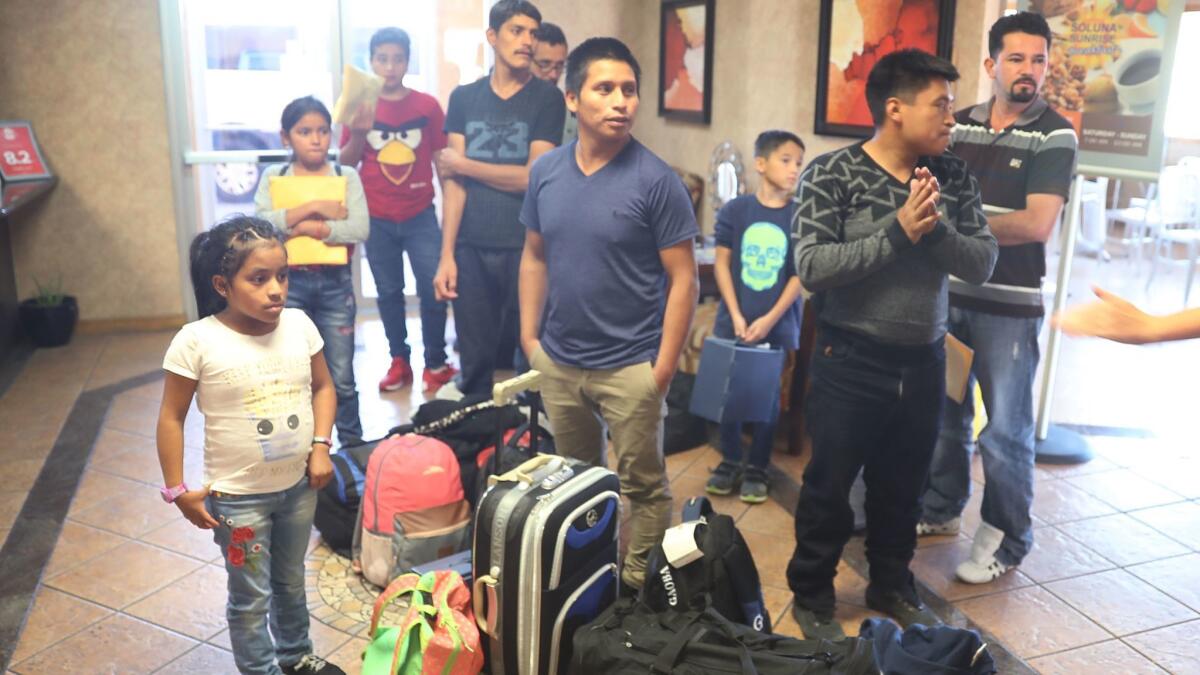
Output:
[787, 324, 945, 616]
[207, 479, 317, 675]
[922, 306, 1042, 566]
[286, 266, 363, 445]
[366, 208, 449, 368]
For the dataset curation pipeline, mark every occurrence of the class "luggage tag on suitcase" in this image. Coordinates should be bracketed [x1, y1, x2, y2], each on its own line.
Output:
[661, 521, 705, 568]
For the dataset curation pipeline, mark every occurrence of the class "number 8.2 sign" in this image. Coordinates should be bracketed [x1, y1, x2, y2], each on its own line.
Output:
[0, 121, 51, 182]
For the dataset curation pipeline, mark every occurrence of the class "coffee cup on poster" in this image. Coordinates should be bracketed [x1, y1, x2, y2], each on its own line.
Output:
[1113, 45, 1162, 110]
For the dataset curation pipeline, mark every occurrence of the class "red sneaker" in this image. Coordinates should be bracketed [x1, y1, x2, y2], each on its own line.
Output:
[379, 356, 414, 391]
[422, 364, 460, 394]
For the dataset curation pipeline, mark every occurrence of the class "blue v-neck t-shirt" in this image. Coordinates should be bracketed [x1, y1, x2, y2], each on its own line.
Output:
[520, 139, 699, 369]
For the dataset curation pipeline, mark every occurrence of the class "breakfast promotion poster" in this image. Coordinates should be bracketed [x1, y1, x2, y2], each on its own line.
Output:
[1024, 0, 1184, 170]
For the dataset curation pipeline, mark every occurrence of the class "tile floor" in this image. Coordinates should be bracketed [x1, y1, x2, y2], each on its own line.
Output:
[3, 247, 1200, 673]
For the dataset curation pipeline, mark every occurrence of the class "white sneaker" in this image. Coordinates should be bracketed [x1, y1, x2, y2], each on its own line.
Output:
[955, 555, 1012, 584]
[916, 516, 961, 536]
[956, 522, 1013, 584]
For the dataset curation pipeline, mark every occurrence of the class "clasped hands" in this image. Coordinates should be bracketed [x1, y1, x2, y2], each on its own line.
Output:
[898, 167, 942, 244]
[290, 200, 345, 239]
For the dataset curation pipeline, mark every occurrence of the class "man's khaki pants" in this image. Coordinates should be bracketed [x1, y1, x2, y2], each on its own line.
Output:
[529, 346, 672, 588]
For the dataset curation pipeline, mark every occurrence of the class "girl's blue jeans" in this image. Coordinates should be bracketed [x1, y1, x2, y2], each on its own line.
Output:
[207, 478, 316, 675]
[287, 265, 363, 445]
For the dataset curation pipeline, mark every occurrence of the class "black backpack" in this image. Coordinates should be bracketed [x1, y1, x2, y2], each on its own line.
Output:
[570, 598, 877, 675]
[664, 372, 710, 455]
[641, 496, 772, 633]
[313, 437, 386, 557]
[473, 416, 555, 501]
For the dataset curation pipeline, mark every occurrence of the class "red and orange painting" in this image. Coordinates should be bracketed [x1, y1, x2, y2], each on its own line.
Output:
[659, 0, 714, 123]
[816, 0, 955, 137]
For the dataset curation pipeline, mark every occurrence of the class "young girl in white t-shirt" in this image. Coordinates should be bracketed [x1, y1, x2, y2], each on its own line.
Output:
[156, 216, 345, 675]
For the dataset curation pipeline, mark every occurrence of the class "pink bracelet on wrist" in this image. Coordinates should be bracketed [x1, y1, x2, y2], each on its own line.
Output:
[160, 483, 188, 503]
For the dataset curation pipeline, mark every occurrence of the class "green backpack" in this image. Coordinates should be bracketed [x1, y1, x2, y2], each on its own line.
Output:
[362, 570, 485, 675]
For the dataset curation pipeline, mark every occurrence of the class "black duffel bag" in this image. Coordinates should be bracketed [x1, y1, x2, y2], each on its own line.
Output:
[314, 437, 387, 558]
[569, 598, 877, 675]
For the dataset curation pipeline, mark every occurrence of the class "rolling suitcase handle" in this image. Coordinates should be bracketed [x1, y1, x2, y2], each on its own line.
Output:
[492, 369, 543, 405]
[492, 370, 545, 456]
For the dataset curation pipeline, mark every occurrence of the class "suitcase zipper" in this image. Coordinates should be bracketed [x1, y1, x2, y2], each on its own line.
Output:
[548, 491, 620, 589]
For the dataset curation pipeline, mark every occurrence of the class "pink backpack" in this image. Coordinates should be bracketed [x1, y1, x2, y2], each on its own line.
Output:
[355, 435, 472, 587]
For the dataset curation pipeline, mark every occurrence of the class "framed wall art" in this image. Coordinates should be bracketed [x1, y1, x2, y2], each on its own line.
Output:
[814, 0, 956, 137]
[659, 0, 715, 124]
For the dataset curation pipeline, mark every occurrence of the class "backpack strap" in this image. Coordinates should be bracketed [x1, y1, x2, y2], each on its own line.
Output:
[368, 573, 420, 636]
[278, 162, 339, 177]
[653, 610, 758, 675]
[412, 400, 499, 435]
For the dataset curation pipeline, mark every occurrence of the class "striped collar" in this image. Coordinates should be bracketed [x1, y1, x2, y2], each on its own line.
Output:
[966, 96, 1050, 128]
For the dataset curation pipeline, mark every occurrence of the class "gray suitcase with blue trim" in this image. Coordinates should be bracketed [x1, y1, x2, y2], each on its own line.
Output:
[472, 454, 621, 675]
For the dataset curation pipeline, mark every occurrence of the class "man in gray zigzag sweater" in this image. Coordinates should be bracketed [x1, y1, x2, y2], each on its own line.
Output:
[785, 50, 997, 640]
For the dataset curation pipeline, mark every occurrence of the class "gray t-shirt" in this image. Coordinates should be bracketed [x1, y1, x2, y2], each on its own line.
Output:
[445, 75, 566, 249]
[521, 139, 699, 369]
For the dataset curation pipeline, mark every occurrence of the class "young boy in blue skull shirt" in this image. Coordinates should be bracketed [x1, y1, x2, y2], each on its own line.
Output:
[706, 130, 806, 503]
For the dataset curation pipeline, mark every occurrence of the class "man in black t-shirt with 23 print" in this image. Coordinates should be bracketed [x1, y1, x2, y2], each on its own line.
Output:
[433, 0, 566, 396]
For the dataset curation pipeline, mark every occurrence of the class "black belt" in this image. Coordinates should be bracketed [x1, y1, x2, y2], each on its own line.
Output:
[290, 264, 348, 274]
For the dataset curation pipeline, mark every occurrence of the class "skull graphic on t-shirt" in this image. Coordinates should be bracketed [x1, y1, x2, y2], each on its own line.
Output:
[740, 222, 787, 292]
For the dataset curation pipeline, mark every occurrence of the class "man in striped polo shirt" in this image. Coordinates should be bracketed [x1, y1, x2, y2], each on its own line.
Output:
[918, 12, 1078, 584]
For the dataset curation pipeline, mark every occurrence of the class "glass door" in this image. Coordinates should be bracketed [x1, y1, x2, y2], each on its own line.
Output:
[162, 0, 492, 318]
[179, 0, 339, 223]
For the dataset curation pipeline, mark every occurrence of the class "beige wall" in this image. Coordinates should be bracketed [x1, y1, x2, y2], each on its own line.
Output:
[0, 0, 1002, 323]
[539, 0, 999, 233]
[0, 0, 182, 323]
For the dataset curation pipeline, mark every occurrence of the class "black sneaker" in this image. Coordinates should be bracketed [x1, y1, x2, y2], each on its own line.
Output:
[706, 461, 740, 496]
[740, 466, 769, 504]
[790, 602, 846, 640]
[281, 654, 346, 675]
[864, 584, 942, 628]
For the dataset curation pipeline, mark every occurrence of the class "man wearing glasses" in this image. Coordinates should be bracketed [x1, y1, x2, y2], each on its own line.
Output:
[531, 22, 575, 143]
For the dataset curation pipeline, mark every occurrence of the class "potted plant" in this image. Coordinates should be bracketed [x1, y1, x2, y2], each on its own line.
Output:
[19, 276, 78, 347]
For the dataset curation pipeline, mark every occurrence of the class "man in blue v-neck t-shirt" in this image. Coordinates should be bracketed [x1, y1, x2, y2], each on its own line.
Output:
[518, 37, 699, 592]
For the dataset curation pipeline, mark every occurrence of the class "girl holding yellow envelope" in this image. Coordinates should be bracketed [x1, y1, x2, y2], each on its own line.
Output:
[255, 96, 369, 447]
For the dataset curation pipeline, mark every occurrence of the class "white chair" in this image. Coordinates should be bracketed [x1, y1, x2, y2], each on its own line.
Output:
[1078, 177, 1110, 259]
[1105, 182, 1159, 269]
[1145, 161, 1200, 305]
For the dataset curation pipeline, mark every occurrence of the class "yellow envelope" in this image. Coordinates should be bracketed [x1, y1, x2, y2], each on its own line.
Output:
[332, 64, 384, 125]
[268, 175, 349, 265]
[945, 333, 975, 405]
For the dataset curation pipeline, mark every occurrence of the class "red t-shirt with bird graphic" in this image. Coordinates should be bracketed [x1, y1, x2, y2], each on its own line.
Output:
[343, 90, 447, 223]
